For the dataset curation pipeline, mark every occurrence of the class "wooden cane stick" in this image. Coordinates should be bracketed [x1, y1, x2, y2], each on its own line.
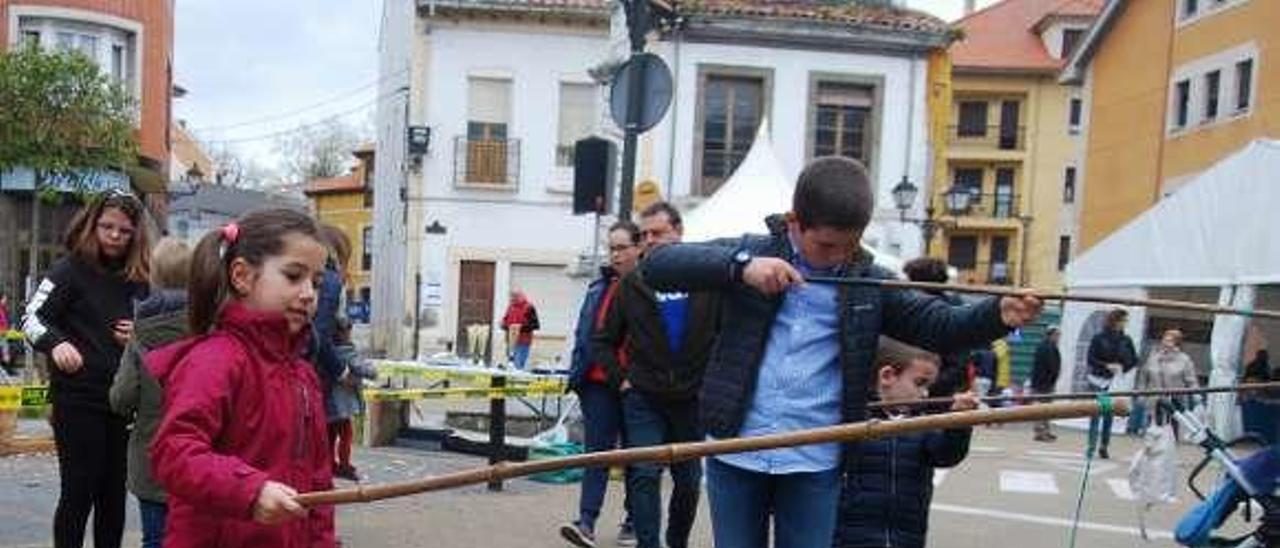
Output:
[295, 399, 1128, 507]
[805, 277, 1280, 321]
[868, 381, 1280, 410]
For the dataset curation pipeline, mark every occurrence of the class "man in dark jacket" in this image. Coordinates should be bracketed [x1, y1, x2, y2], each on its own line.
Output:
[593, 202, 719, 548]
[560, 220, 641, 547]
[1086, 309, 1138, 458]
[1030, 326, 1062, 442]
[642, 157, 1042, 548]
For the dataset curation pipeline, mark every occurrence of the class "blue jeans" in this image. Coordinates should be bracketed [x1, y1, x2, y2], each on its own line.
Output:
[622, 390, 701, 548]
[511, 343, 531, 370]
[1088, 413, 1114, 452]
[705, 458, 841, 548]
[138, 498, 166, 548]
[577, 382, 631, 531]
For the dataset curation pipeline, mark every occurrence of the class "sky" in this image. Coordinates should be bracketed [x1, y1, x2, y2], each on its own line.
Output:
[174, 0, 999, 177]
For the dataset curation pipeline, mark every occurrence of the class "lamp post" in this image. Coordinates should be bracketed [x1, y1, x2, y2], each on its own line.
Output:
[890, 176, 972, 256]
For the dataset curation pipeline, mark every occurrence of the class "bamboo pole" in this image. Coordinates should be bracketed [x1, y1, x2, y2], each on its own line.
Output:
[870, 381, 1280, 410]
[296, 399, 1128, 507]
[805, 277, 1280, 321]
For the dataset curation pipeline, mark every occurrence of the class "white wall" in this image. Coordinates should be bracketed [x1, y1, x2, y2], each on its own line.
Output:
[641, 39, 932, 259]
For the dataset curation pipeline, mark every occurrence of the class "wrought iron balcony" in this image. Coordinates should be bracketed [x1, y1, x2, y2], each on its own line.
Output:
[454, 137, 521, 188]
[947, 124, 1027, 151]
[936, 191, 1021, 220]
[953, 260, 1015, 286]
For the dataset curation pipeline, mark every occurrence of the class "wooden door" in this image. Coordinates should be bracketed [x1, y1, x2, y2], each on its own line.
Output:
[456, 261, 496, 359]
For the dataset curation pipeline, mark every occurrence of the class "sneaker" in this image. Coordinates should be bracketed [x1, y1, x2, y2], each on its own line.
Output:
[615, 523, 636, 547]
[559, 522, 596, 548]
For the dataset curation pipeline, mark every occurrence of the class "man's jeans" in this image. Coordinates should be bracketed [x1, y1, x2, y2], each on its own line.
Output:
[622, 390, 701, 548]
[511, 343, 531, 370]
[705, 457, 841, 548]
[138, 498, 166, 548]
[577, 382, 631, 531]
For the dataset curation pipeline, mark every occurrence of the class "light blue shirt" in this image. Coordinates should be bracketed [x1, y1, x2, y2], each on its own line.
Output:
[715, 245, 844, 474]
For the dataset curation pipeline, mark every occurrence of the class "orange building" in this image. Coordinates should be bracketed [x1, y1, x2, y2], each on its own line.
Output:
[1, 0, 175, 194]
[1061, 0, 1279, 251]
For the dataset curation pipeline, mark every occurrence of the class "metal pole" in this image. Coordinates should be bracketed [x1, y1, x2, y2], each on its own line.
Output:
[23, 191, 39, 381]
[618, 0, 650, 221]
[487, 374, 507, 492]
[412, 271, 421, 360]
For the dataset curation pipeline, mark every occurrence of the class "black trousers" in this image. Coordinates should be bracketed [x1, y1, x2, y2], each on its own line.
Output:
[51, 405, 128, 548]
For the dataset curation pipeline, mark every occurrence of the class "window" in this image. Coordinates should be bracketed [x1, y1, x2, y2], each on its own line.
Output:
[811, 81, 873, 162]
[111, 44, 125, 82]
[556, 82, 596, 167]
[1061, 29, 1085, 58]
[1204, 70, 1220, 121]
[363, 188, 374, 209]
[1183, 0, 1199, 18]
[1068, 98, 1083, 132]
[957, 101, 988, 137]
[359, 287, 371, 304]
[994, 168, 1015, 218]
[948, 236, 978, 270]
[1057, 236, 1072, 271]
[361, 227, 373, 271]
[989, 237, 1010, 284]
[699, 74, 764, 195]
[1174, 80, 1191, 128]
[1063, 167, 1076, 204]
[56, 31, 75, 52]
[954, 168, 983, 197]
[21, 30, 40, 46]
[464, 77, 513, 184]
[1235, 59, 1253, 112]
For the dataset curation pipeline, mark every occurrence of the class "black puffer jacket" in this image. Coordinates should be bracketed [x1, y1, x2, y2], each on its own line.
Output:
[834, 406, 972, 548]
[1087, 329, 1137, 380]
[22, 256, 148, 411]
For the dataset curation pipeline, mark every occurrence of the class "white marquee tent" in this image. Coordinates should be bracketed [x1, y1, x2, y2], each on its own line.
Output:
[1059, 139, 1280, 437]
[682, 121, 905, 274]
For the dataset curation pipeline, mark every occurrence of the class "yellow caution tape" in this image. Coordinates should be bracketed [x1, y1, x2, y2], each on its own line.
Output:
[363, 383, 567, 402]
[0, 385, 50, 410]
[372, 361, 567, 387]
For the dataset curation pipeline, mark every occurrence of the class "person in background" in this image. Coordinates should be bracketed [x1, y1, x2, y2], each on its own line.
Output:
[329, 317, 378, 481]
[1030, 326, 1062, 442]
[834, 338, 979, 548]
[109, 237, 192, 548]
[972, 347, 997, 398]
[594, 202, 720, 548]
[1086, 308, 1138, 459]
[1136, 328, 1198, 440]
[901, 258, 970, 407]
[560, 220, 641, 548]
[312, 225, 352, 428]
[0, 292, 13, 377]
[1241, 349, 1276, 444]
[502, 290, 540, 370]
[23, 190, 151, 548]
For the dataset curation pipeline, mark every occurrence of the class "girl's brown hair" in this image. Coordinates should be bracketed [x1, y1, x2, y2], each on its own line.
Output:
[149, 237, 192, 290]
[188, 208, 320, 334]
[64, 190, 151, 283]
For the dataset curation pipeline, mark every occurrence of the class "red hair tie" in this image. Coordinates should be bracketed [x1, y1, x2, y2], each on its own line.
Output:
[221, 223, 240, 244]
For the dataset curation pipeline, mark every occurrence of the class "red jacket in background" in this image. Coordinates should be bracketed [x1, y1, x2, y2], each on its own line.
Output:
[147, 301, 335, 548]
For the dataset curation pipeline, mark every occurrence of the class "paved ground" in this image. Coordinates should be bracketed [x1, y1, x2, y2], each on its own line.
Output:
[0, 422, 1264, 547]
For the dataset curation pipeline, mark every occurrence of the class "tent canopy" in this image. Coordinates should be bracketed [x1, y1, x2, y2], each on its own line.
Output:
[681, 120, 904, 274]
[1066, 139, 1280, 288]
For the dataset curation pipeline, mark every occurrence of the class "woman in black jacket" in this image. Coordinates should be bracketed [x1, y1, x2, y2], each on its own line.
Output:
[23, 191, 150, 548]
[1085, 309, 1137, 459]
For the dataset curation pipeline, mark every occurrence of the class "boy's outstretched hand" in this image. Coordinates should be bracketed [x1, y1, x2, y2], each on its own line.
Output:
[951, 391, 981, 412]
[999, 292, 1043, 327]
[742, 257, 805, 295]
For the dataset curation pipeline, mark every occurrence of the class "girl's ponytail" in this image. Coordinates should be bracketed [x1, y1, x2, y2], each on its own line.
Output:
[186, 208, 321, 335]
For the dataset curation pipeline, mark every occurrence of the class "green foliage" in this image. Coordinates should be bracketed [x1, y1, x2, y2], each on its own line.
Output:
[0, 44, 138, 191]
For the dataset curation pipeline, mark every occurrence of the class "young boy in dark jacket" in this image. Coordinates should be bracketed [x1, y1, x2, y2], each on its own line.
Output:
[834, 338, 978, 548]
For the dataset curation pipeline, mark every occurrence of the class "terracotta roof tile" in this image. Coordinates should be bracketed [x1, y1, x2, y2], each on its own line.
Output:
[306, 174, 364, 195]
[951, 0, 1102, 73]
[677, 0, 949, 33]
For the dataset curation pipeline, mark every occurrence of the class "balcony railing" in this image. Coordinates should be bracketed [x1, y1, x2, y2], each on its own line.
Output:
[937, 191, 1021, 219]
[954, 260, 1015, 286]
[454, 137, 520, 187]
[948, 124, 1027, 151]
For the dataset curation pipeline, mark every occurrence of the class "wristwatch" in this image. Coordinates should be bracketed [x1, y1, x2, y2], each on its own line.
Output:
[731, 249, 752, 282]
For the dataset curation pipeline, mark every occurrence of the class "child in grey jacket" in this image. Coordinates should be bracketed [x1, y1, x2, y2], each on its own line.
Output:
[328, 317, 378, 481]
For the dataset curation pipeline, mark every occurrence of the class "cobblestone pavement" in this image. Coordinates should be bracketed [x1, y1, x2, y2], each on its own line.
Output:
[0, 424, 1264, 547]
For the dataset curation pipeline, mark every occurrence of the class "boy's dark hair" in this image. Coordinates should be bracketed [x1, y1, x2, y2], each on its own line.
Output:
[792, 156, 874, 231]
[64, 190, 152, 283]
[872, 336, 940, 385]
[903, 257, 950, 283]
[188, 208, 322, 334]
[609, 220, 641, 245]
[640, 201, 682, 228]
[318, 223, 352, 271]
[1105, 308, 1128, 331]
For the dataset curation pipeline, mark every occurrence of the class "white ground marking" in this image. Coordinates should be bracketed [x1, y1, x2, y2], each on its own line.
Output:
[1000, 470, 1060, 494]
[1106, 478, 1137, 501]
[931, 503, 1174, 540]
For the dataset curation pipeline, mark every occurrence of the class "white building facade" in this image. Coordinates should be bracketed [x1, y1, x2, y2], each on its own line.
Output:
[372, 0, 950, 360]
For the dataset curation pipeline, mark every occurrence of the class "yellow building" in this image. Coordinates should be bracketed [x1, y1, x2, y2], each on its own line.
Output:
[305, 143, 375, 305]
[937, 0, 1101, 290]
[1061, 0, 1279, 251]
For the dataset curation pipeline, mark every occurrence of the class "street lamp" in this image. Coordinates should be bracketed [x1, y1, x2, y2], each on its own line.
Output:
[891, 176, 972, 255]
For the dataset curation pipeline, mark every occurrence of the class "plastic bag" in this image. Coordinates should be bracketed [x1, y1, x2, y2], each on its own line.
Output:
[1129, 424, 1178, 504]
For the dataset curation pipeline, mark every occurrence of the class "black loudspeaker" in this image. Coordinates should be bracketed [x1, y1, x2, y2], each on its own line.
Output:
[573, 137, 616, 215]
